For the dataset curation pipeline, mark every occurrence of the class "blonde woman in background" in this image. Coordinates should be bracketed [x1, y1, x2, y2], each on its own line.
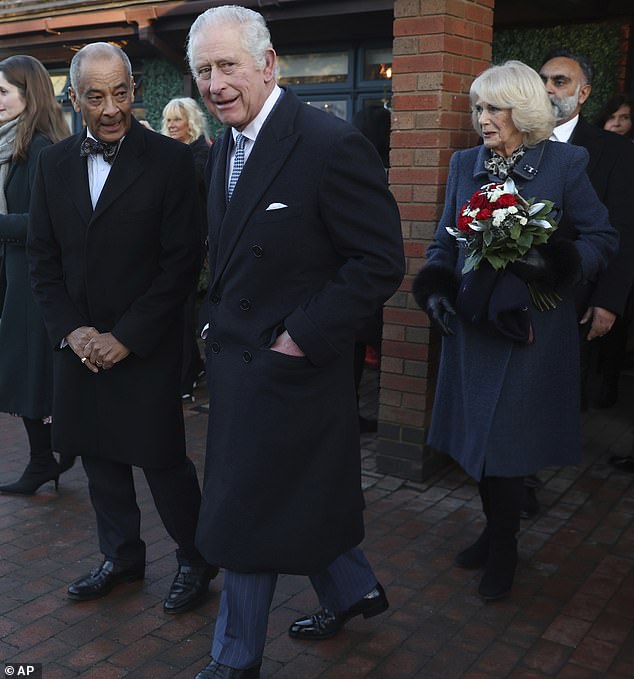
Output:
[161, 97, 211, 399]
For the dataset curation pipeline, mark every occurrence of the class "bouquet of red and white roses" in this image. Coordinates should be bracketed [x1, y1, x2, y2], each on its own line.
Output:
[446, 178, 560, 310]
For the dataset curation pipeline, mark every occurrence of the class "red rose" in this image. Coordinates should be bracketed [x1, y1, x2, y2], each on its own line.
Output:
[478, 207, 492, 220]
[469, 192, 490, 210]
[457, 212, 472, 233]
[494, 194, 517, 208]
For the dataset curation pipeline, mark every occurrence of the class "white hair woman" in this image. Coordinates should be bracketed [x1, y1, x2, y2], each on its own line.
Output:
[160, 97, 211, 399]
[412, 60, 617, 600]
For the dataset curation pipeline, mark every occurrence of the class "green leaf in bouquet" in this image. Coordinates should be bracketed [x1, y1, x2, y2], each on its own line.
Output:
[462, 251, 481, 274]
[483, 229, 494, 247]
[531, 230, 550, 246]
[486, 253, 506, 270]
[509, 221, 522, 240]
[517, 231, 533, 249]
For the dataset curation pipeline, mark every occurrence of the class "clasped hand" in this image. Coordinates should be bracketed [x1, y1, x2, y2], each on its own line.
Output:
[426, 294, 456, 336]
[66, 326, 130, 372]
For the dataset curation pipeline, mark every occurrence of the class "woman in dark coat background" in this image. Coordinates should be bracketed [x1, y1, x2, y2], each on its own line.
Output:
[413, 61, 617, 601]
[596, 94, 633, 140]
[160, 97, 211, 399]
[0, 55, 70, 494]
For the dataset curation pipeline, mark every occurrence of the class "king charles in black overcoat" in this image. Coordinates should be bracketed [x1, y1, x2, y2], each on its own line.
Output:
[197, 87, 405, 575]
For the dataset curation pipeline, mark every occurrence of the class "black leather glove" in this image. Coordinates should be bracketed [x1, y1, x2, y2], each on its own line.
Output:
[426, 293, 456, 336]
[509, 248, 550, 284]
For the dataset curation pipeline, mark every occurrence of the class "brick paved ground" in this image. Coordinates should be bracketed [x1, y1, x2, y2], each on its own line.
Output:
[1, 368, 633, 679]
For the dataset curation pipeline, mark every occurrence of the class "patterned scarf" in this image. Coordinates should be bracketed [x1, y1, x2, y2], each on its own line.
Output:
[0, 117, 19, 215]
[483, 144, 526, 180]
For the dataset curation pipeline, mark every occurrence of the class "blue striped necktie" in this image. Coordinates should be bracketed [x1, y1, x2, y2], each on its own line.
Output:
[227, 133, 246, 200]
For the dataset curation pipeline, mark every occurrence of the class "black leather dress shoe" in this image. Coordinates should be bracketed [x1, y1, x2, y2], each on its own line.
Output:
[67, 560, 145, 601]
[163, 563, 219, 614]
[609, 454, 634, 472]
[194, 659, 260, 678]
[288, 582, 389, 640]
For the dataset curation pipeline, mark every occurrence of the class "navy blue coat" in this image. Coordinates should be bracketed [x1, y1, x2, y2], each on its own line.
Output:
[425, 141, 617, 480]
[0, 134, 53, 419]
[196, 88, 404, 574]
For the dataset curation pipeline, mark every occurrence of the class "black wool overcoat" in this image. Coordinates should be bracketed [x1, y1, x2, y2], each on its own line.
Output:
[0, 134, 53, 419]
[196, 88, 405, 574]
[28, 118, 202, 467]
[570, 117, 634, 316]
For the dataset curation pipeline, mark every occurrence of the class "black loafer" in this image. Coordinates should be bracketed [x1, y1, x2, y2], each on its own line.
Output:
[194, 659, 260, 678]
[288, 582, 389, 640]
[163, 563, 219, 614]
[67, 559, 145, 601]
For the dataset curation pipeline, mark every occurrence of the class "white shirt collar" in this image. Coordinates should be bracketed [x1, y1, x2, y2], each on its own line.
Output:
[231, 84, 282, 146]
[86, 128, 125, 147]
[551, 114, 579, 143]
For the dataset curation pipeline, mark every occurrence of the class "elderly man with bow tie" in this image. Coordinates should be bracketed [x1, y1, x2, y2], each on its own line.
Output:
[28, 42, 216, 613]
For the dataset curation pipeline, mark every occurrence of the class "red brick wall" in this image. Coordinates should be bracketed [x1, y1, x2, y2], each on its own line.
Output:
[377, 0, 494, 480]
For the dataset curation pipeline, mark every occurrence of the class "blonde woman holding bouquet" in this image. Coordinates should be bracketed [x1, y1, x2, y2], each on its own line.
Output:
[412, 60, 617, 601]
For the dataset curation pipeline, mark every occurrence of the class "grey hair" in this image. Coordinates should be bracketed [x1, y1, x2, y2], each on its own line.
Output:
[70, 42, 133, 91]
[187, 5, 272, 71]
[160, 97, 209, 143]
[470, 60, 556, 147]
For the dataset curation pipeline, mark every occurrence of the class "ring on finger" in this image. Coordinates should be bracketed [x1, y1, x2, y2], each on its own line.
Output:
[81, 357, 87, 364]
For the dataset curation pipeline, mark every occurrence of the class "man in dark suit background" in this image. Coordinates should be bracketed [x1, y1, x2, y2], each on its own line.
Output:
[28, 42, 216, 613]
[187, 6, 404, 679]
[524, 50, 634, 495]
[540, 51, 634, 380]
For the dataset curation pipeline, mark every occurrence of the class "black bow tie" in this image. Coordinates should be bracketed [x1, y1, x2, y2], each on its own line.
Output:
[79, 137, 119, 164]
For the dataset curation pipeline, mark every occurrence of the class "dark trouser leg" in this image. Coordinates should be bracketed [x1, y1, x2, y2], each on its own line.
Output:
[478, 475, 523, 600]
[211, 570, 277, 669]
[595, 318, 627, 408]
[309, 547, 378, 612]
[81, 456, 146, 567]
[578, 324, 594, 411]
[144, 457, 205, 564]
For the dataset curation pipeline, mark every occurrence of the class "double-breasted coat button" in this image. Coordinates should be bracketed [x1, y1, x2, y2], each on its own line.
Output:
[210, 294, 221, 304]
[239, 298, 251, 311]
[251, 245, 263, 257]
[242, 351, 252, 363]
[211, 342, 221, 353]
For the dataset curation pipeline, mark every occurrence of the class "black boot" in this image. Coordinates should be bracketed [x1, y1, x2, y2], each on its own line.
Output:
[477, 476, 522, 601]
[0, 418, 60, 495]
[455, 479, 490, 568]
[520, 475, 541, 519]
[455, 527, 489, 569]
[57, 454, 77, 474]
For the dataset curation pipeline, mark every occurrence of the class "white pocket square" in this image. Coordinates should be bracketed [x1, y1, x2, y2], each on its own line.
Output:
[266, 202, 288, 210]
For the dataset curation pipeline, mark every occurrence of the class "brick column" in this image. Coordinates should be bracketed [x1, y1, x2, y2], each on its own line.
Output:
[377, 0, 494, 480]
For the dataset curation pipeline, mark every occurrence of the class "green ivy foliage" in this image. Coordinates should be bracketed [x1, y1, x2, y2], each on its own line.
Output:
[493, 22, 622, 122]
[142, 58, 225, 140]
[142, 59, 183, 131]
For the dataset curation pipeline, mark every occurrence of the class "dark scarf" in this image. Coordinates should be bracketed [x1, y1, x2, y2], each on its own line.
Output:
[484, 144, 526, 180]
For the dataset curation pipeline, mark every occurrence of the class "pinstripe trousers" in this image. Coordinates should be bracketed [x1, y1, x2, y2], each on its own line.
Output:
[211, 547, 377, 669]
